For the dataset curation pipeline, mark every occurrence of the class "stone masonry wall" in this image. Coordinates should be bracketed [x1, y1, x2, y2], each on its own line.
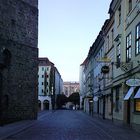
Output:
[0, 0, 38, 124]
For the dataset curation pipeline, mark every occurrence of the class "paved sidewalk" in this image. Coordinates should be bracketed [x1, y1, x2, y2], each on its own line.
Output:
[0, 111, 51, 140]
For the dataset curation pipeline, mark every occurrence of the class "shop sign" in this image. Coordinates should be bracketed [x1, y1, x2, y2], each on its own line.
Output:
[101, 65, 109, 74]
[126, 79, 140, 87]
[93, 96, 98, 102]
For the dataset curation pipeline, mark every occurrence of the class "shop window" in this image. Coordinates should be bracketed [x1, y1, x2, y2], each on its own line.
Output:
[134, 99, 140, 112]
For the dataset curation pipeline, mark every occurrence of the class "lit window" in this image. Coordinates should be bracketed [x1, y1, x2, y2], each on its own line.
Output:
[135, 99, 140, 112]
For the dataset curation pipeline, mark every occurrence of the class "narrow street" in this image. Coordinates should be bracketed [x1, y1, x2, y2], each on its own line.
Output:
[3, 110, 140, 140]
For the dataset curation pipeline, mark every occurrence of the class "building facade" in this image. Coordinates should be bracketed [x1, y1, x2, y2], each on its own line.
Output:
[110, 0, 140, 131]
[63, 82, 79, 97]
[79, 60, 86, 109]
[0, 0, 38, 125]
[80, 0, 140, 132]
[53, 67, 63, 109]
[38, 58, 54, 110]
[38, 58, 63, 110]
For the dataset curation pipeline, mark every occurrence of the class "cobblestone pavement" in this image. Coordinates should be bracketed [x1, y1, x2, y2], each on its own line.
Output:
[3, 110, 140, 140]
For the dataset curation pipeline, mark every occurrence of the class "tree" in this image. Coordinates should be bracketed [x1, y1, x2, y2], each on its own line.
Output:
[56, 94, 68, 109]
[68, 92, 80, 105]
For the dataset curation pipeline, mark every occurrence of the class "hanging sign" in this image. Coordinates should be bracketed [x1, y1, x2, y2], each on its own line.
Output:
[126, 79, 140, 87]
[93, 96, 98, 102]
[101, 65, 109, 74]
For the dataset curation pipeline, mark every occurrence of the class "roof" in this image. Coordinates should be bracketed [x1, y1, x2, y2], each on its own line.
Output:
[38, 57, 54, 66]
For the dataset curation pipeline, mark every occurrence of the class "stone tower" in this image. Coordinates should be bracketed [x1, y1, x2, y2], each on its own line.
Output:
[0, 0, 38, 125]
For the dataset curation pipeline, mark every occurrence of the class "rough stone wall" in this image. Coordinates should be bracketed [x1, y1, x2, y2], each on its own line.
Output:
[0, 0, 38, 124]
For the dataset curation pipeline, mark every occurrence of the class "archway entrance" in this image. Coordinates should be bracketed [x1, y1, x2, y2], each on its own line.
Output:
[43, 100, 49, 110]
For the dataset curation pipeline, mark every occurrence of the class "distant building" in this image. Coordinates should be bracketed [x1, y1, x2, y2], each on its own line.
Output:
[54, 67, 64, 108]
[38, 57, 63, 110]
[38, 58, 54, 110]
[63, 82, 79, 97]
[79, 59, 87, 109]
[0, 0, 38, 125]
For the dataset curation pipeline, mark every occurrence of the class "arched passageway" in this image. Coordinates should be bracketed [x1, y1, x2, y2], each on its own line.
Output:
[43, 100, 49, 110]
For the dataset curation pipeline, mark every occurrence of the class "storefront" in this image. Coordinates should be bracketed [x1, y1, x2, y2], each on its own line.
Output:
[123, 79, 140, 131]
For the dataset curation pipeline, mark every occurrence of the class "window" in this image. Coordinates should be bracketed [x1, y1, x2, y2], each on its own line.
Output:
[135, 99, 140, 112]
[42, 75, 44, 78]
[126, 33, 132, 62]
[118, 6, 121, 25]
[128, 0, 132, 13]
[107, 35, 109, 50]
[111, 29, 114, 45]
[136, 23, 140, 55]
[134, 87, 140, 112]
[116, 43, 121, 67]
[42, 67, 44, 71]
[115, 86, 120, 112]
[42, 89, 44, 93]
[101, 48, 103, 58]
[42, 82, 44, 85]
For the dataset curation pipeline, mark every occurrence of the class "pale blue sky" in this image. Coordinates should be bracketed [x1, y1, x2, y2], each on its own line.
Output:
[38, 0, 112, 81]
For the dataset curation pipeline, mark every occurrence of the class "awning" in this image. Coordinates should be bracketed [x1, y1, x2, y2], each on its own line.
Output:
[134, 88, 140, 99]
[124, 87, 135, 100]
